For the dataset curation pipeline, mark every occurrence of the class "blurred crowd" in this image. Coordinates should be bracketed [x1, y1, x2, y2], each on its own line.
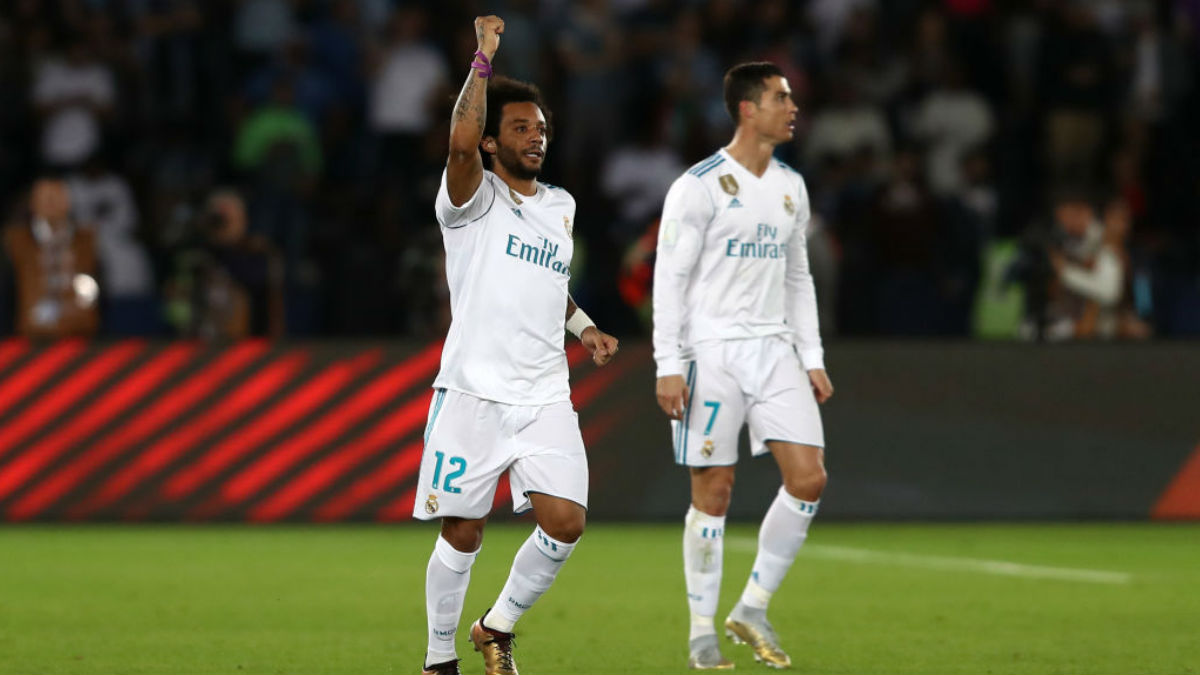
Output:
[1, 0, 1198, 341]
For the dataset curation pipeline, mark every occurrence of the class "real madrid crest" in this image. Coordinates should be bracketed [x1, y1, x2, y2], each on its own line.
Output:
[424, 494, 439, 515]
[719, 174, 739, 196]
[563, 215, 573, 237]
[701, 439, 715, 458]
[783, 194, 796, 215]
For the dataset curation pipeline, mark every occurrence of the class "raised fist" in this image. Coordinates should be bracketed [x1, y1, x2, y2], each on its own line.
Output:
[475, 15, 504, 58]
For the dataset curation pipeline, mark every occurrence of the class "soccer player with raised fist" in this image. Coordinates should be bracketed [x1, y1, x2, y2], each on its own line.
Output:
[415, 14, 618, 675]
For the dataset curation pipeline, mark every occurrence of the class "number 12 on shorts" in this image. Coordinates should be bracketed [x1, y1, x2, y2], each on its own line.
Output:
[431, 451, 467, 494]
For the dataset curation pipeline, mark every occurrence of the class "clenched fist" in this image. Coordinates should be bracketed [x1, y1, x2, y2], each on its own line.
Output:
[475, 15, 504, 59]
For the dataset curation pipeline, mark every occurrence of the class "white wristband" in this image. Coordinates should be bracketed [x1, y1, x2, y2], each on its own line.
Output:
[565, 308, 596, 339]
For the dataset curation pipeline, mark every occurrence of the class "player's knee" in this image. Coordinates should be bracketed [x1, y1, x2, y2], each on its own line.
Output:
[440, 518, 486, 552]
[542, 513, 586, 543]
[694, 473, 735, 515]
[783, 465, 826, 501]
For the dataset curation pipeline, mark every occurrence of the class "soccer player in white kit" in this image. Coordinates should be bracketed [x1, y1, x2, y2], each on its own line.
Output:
[416, 16, 619, 675]
[652, 62, 834, 670]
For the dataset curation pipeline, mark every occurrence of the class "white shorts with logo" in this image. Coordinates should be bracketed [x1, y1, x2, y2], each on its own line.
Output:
[412, 388, 588, 520]
[672, 335, 824, 466]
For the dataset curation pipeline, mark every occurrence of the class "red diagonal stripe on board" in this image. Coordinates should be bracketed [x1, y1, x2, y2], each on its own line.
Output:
[312, 439, 424, 522]
[2, 344, 198, 515]
[0, 340, 143, 462]
[168, 350, 383, 509]
[220, 343, 442, 505]
[65, 342, 272, 518]
[565, 341, 587, 368]
[0, 339, 30, 375]
[115, 351, 310, 517]
[571, 355, 637, 408]
[0, 339, 86, 422]
[250, 390, 435, 521]
[1152, 443, 1200, 519]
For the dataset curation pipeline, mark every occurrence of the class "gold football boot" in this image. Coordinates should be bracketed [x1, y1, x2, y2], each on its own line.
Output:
[724, 615, 791, 669]
[470, 617, 518, 675]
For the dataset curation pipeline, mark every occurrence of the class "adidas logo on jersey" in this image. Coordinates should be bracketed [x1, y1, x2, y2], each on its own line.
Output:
[729, 198, 743, 208]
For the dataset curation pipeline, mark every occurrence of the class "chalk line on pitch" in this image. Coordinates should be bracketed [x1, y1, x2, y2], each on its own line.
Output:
[726, 538, 1131, 584]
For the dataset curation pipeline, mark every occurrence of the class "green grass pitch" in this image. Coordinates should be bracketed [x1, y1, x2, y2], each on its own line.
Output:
[1, 522, 1197, 674]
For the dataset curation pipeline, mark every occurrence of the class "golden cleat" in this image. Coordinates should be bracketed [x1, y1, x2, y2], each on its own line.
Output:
[725, 616, 791, 669]
[470, 618, 519, 675]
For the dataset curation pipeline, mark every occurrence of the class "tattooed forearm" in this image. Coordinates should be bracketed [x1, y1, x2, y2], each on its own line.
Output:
[450, 69, 486, 139]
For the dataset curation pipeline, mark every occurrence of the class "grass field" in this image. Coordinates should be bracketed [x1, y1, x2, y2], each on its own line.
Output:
[1, 523, 1197, 675]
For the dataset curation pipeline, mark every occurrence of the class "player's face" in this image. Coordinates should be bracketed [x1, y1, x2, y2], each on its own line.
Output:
[752, 76, 798, 144]
[494, 102, 548, 180]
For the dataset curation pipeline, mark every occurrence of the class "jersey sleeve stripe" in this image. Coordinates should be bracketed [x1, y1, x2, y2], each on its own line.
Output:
[693, 158, 725, 177]
[687, 153, 722, 176]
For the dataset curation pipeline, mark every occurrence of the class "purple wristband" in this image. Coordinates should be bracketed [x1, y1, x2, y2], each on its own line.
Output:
[470, 50, 493, 79]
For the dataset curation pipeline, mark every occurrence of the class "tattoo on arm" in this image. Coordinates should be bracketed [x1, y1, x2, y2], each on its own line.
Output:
[453, 74, 478, 122]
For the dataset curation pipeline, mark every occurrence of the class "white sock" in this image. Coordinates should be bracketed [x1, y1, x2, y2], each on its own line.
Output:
[683, 505, 725, 640]
[740, 487, 818, 610]
[425, 535, 479, 665]
[485, 525, 577, 633]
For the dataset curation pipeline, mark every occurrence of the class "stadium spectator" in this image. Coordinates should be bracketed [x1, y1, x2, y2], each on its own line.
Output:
[908, 63, 994, 196]
[0, 1, 1195, 339]
[164, 188, 283, 339]
[3, 178, 99, 338]
[1037, 3, 1117, 186]
[67, 155, 158, 334]
[368, 6, 448, 188]
[32, 32, 115, 169]
[233, 77, 321, 268]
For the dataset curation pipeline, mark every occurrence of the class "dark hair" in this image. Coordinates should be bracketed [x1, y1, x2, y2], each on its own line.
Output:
[723, 62, 784, 124]
[483, 76, 553, 141]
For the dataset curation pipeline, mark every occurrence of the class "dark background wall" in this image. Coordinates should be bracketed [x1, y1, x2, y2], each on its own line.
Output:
[595, 342, 1200, 520]
[1, 338, 1195, 522]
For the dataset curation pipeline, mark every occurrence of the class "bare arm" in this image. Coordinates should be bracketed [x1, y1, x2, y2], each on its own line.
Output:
[446, 16, 503, 206]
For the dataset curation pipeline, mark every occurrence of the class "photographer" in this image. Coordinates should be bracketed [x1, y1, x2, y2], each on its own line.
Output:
[1026, 190, 1150, 341]
[164, 189, 284, 339]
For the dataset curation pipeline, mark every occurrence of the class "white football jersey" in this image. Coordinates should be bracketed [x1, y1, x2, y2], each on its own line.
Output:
[652, 148, 824, 377]
[433, 169, 576, 405]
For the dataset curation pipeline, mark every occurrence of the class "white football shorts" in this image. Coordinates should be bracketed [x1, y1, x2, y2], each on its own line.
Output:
[671, 335, 824, 466]
[412, 388, 588, 520]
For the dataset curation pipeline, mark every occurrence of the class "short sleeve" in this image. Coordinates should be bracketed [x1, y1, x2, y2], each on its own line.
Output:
[435, 170, 497, 229]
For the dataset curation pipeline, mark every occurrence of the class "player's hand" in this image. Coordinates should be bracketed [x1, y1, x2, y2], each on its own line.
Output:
[656, 375, 689, 420]
[580, 326, 618, 366]
[808, 368, 834, 404]
[474, 15, 504, 58]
